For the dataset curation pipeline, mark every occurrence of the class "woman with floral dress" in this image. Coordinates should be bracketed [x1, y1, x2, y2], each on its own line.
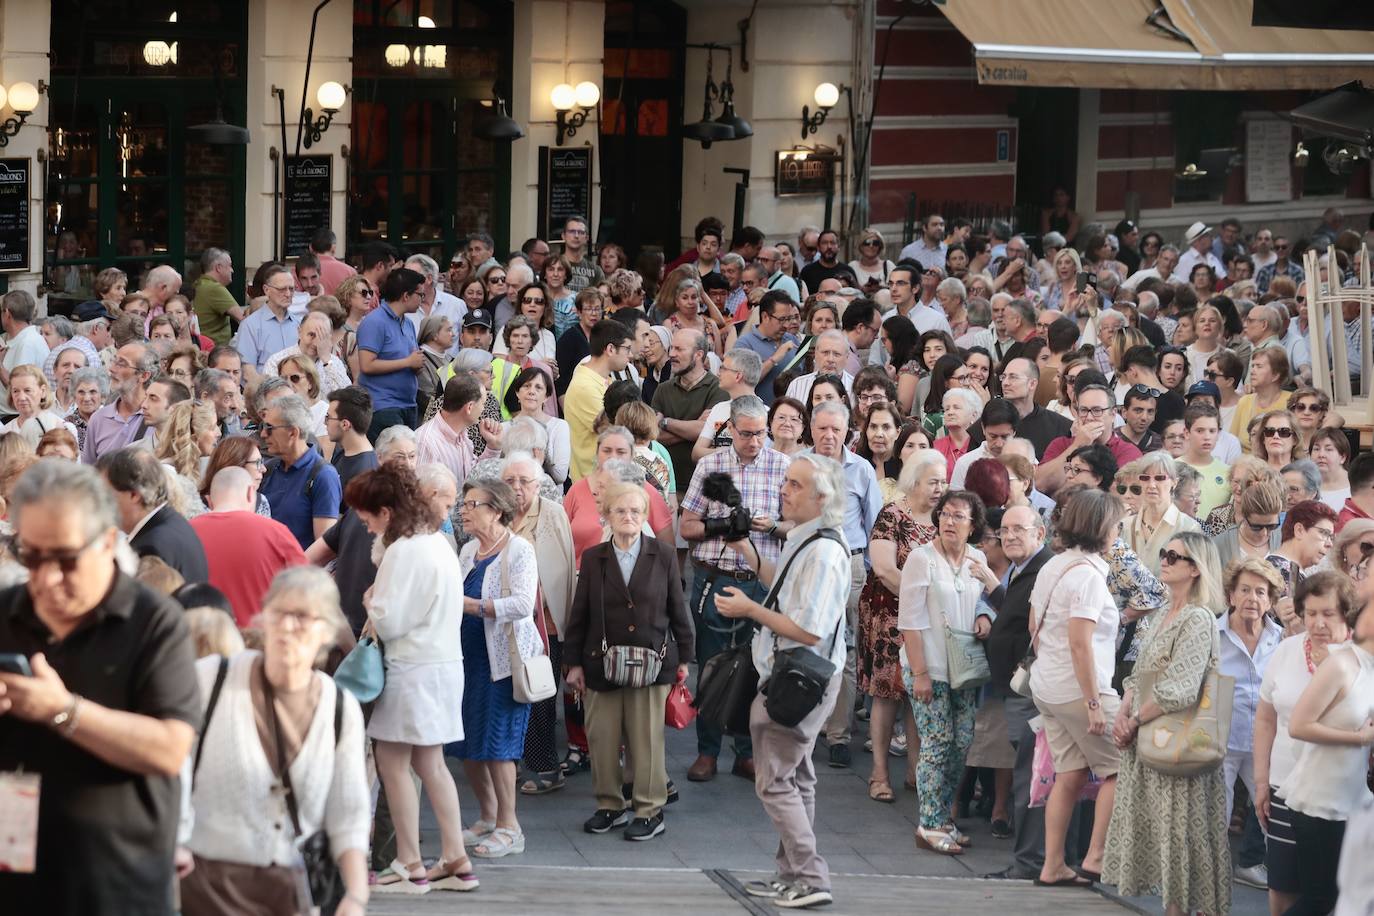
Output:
[1104, 531, 1231, 916]
[859, 450, 943, 802]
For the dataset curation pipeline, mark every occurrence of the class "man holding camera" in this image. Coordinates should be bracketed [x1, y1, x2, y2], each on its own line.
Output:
[680, 395, 792, 783]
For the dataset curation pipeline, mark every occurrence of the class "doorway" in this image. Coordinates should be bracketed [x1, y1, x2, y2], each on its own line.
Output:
[1012, 87, 1079, 248]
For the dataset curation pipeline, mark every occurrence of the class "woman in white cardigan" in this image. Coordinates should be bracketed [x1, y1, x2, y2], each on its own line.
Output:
[451, 477, 541, 859]
[182, 567, 370, 916]
[502, 451, 577, 795]
[349, 464, 476, 895]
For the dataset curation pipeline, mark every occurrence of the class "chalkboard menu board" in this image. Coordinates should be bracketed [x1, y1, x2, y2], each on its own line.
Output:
[538, 146, 593, 240]
[0, 158, 30, 272]
[284, 155, 332, 257]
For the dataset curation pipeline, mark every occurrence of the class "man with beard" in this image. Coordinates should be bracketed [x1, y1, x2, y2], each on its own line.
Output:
[80, 341, 159, 464]
[651, 328, 729, 497]
[799, 229, 850, 294]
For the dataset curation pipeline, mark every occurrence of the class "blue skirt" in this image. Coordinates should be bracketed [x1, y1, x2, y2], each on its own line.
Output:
[446, 608, 530, 761]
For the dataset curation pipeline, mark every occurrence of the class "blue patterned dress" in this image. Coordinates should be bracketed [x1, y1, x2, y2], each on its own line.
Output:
[445, 554, 532, 761]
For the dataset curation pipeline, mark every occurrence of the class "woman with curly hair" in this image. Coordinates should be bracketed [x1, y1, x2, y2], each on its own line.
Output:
[157, 399, 220, 516]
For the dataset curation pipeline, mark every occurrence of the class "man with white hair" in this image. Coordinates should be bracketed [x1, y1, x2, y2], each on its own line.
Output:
[1123, 244, 1180, 291]
[237, 263, 301, 384]
[137, 263, 183, 314]
[492, 262, 534, 331]
[807, 400, 881, 769]
[258, 393, 343, 548]
[720, 252, 748, 318]
[263, 311, 351, 395]
[1092, 309, 1125, 374]
[784, 330, 854, 402]
[403, 253, 466, 354]
[935, 276, 969, 336]
[192, 249, 243, 345]
[759, 244, 801, 304]
[715, 451, 852, 910]
[191, 466, 307, 626]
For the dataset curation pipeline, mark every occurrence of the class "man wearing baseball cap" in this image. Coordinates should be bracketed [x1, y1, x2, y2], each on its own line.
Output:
[1171, 221, 1227, 285]
[1184, 380, 1242, 463]
[460, 308, 494, 352]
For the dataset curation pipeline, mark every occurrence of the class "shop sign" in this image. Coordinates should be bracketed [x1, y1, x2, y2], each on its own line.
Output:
[0, 158, 29, 272]
[775, 148, 837, 197]
[538, 146, 593, 240]
[284, 156, 332, 257]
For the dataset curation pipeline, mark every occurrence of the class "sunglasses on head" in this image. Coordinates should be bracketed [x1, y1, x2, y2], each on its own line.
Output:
[1130, 384, 1163, 399]
[1159, 548, 1196, 566]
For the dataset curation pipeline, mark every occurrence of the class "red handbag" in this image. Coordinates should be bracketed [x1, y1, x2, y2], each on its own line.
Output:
[665, 682, 697, 729]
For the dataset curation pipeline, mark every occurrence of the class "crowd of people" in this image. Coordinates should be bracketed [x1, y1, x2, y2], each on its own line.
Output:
[1, 209, 1373, 915]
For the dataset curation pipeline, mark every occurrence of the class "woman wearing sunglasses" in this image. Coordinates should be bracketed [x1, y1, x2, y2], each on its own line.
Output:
[1111, 459, 1143, 515]
[1215, 476, 1286, 573]
[1201, 454, 1271, 536]
[1252, 407, 1303, 472]
[848, 226, 895, 294]
[1289, 386, 1331, 453]
[1119, 452, 1201, 577]
[1333, 519, 1374, 577]
[1103, 531, 1230, 916]
[334, 275, 375, 379]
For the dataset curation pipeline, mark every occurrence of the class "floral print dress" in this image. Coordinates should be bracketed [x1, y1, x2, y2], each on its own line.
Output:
[1103, 603, 1232, 915]
[857, 502, 934, 700]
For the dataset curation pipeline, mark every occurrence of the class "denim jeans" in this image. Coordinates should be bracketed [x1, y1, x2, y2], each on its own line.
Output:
[368, 406, 418, 441]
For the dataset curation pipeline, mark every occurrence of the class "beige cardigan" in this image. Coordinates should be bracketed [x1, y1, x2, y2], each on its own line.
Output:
[514, 496, 576, 637]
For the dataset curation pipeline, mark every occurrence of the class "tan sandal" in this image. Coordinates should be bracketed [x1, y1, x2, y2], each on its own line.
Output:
[427, 857, 479, 892]
[868, 778, 896, 804]
[915, 827, 963, 856]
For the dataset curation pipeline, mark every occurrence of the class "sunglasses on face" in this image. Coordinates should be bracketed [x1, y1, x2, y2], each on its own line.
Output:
[1159, 548, 1196, 566]
[1293, 402, 1321, 413]
[1245, 519, 1281, 532]
[1203, 370, 1222, 381]
[521, 295, 545, 305]
[1262, 427, 1295, 439]
[1116, 484, 1143, 496]
[287, 373, 304, 385]
[1139, 474, 1169, 483]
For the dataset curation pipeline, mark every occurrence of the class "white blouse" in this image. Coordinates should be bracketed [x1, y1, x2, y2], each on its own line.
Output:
[494, 327, 557, 363]
[368, 531, 465, 665]
[898, 542, 988, 683]
[1259, 633, 1319, 789]
[188, 653, 369, 868]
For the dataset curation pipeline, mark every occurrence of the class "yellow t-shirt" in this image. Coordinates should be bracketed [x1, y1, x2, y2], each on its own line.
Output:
[1184, 457, 1231, 520]
[1231, 390, 1291, 452]
[564, 363, 608, 482]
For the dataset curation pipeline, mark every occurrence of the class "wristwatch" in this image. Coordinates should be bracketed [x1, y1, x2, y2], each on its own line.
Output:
[658, 416, 669, 431]
[1085, 697, 1101, 710]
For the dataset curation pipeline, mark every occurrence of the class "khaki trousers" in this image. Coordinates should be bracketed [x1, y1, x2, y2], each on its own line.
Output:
[585, 683, 672, 817]
[822, 553, 865, 745]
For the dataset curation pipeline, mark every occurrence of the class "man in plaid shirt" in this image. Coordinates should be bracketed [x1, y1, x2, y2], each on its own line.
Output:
[680, 395, 791, 783]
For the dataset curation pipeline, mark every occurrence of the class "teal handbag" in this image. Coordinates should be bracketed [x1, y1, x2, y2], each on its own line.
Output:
[334, 636, 385, 703]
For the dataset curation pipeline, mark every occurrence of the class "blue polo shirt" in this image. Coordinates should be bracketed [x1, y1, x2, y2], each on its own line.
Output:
[735, 327, 800, 405]
[259, 447, 341, 549]
[357, 300, 419, 410]
[235, 305, 300, 371]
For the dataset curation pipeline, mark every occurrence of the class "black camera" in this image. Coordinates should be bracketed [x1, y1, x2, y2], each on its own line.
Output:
[701, 472, 753, 541]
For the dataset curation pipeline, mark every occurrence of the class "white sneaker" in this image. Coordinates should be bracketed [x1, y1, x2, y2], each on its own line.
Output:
[1234, 864, 1268, 889]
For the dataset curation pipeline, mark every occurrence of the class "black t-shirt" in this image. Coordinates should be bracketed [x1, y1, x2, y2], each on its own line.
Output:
[1150, 391, 1186, 434]
[799, 260, 850, 294]
[1016, 404, 1073, 460]
[331, 448, 380, 508]
[554, 327, 591, 397]
[323, 511, 377, 635]
[0, 572, 200, 915]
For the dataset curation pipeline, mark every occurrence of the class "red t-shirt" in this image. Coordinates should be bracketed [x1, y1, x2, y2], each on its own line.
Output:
[563, 477, 672, 570]
[190, 510, 308, 627]
[1042, 433, 1143, 470]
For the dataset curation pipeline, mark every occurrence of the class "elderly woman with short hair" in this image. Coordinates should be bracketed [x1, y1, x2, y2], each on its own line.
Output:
[183, 567, 371, 914]
[1253, 572, 1362, 914]
[1105, 531, 1231, 916]
[452, 478, 541, 859]
[900, 488, 1001, 855]
[932, 387, 982, 478]
[447, 352, 503, 459]
[1281, 459, 1322, 510]
[491, 315, 557, 421]
[1266, 500, 1339, 625]
[346, 463, 475, 893]
[416, 315, 454, 420]
[500, 452, 577, 796]
[563, 482, 693, 840]
[1119, 451, 1202, 577]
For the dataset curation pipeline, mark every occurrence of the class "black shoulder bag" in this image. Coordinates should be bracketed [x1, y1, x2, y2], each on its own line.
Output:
[260, 662, 346, 916]
[760, 528, 848, 727]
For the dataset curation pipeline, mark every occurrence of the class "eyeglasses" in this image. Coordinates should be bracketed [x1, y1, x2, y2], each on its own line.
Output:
[1066, 463, 1092, 478]
[1115, 484, 1143, 496]
[1130, 384, 1163, 398]
[997, 524, 1039, 538]
[1159, 548, 1196, 567]
[951, 372, 971, 383]
[999, 372, 1026, 383]
[14, 529, 104, 573]
[564, 228, 588, 236]
[856, 392, 887, 404]
[286, 373, 304, 385]
[1076, 405, 1111, 419]
[1312, 526, 1336, 543]
[265, 283, 294, 293]
[487, 275, 507, 284]
[938, 510, 971, 523]
[260, 422, 289, 435]
[268, 610, 323, 630]
[1358, 540, 1374, 557]
[1244, 518, 1281, 532]
[502, 476, 538, 487]
[861, 239, 881, 247]
[1262, 427, 1295, 439]
[608, 506, 645, 518]
[733, 428, 768, 440]
[1139, 473, 1169, 483]
[1275, 243, 1290, 251]
[460, 499, 492, 510]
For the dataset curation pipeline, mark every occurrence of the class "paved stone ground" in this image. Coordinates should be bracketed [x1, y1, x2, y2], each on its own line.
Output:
[396, 710, 1268, 914]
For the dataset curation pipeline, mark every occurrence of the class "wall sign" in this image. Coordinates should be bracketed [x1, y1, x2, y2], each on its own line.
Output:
[284, 155, 332, 257]
[538, 146, 593, 240]
[774, 148, 837, 197]
[0, 158, 30, 272]
[1245, 119, 1292, 203]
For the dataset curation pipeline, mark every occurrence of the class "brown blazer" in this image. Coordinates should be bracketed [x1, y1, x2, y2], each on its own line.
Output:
[563, 535, 695, 692]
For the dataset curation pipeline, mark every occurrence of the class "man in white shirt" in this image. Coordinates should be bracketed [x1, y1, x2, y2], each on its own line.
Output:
[1172, 222, 1228, 284]
[877, 263, 950, 349]
[1123, 245, 1180, 291]
[0, 290, 51, 415]
[785, 331, 854, 402]
[951, 398, 1019, 487]
[694, 349, 764, 460]
[898, 214, 948, 271]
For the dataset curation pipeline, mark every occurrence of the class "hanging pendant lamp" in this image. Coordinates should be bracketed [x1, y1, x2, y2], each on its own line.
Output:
[682, 48, 734, 148]
[713, 51, 751, 140]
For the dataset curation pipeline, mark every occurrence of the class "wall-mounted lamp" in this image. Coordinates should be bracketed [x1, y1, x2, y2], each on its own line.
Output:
[552, 81, 599, 145]
[302, 81, 348, 149]
[0, 81, 45, 147]
[801, 82, 844, 140]
[1293, 141, 1310, 166]
[143, 12, 178, 67]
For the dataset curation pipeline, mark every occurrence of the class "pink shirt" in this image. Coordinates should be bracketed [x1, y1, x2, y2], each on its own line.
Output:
[416, 413, 476, 488]
[316, 253, 357, 296]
